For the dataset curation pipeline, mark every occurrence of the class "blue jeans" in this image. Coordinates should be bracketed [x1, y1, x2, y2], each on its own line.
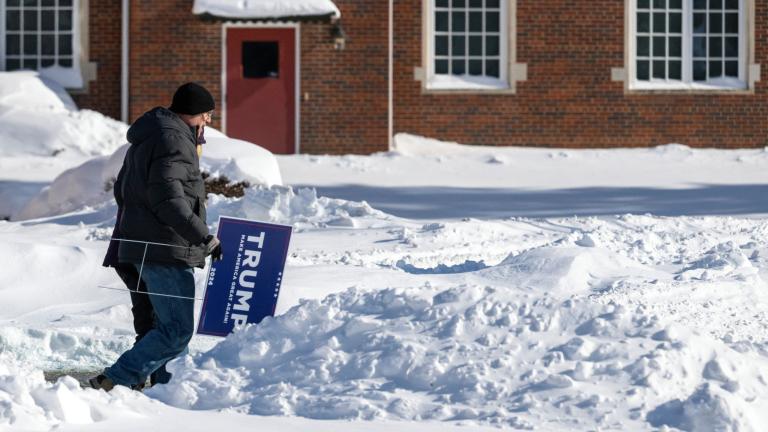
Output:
[105, 264, 195, 387]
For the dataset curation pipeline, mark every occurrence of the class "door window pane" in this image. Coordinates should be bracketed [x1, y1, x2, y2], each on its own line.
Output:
[242, 41, 279, 79]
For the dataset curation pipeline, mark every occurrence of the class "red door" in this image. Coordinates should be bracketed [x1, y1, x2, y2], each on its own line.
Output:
[226, 28, 295, 154]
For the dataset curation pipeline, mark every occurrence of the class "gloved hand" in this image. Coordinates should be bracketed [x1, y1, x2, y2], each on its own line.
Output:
[203, 235, 223, 262]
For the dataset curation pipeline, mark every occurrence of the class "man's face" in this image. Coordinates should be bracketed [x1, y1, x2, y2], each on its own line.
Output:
[181, 111, 213, 138]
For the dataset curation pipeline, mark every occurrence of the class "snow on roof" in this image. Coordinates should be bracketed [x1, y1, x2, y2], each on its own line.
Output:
[192, 0, 340, 20]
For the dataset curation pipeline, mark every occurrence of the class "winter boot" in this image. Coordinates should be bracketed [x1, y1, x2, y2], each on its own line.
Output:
[88, 374, 115, 392]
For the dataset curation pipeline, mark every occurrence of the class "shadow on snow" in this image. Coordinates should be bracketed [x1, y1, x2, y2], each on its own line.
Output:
[296, 183, 768, 220]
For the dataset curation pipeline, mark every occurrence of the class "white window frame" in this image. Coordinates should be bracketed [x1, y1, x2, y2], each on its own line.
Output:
[424, 0, 511, 91]
[0, 0, 84, 89]
[628, 0, 749, 91]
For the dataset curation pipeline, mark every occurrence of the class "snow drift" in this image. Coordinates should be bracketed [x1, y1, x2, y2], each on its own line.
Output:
[15, 128, 283, 221]
[0, 71, 126, 158]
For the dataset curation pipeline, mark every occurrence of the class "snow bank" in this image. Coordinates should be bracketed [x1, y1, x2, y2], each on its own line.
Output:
[207, 185, 388, 229]
[14, 146, 128, 220]
[0, 71, 76, 111]
[148, 281, 768, 429]
[193, 0, 341, 19]
[0, 363, 101, 429]
[201, 127, 282, 187]
[0, 71, 126, 158]
[16, 131, 283, 221]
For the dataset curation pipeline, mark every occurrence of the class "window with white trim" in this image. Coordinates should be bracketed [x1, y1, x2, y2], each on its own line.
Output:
[631, 0, 746, 90]
[427, 0, 509, 90]
[1, 0, 83, 88]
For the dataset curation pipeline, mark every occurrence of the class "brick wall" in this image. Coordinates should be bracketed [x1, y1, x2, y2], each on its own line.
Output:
[71, 0, 122, 120]
[129, 0, 221, 126]
[394, 0, 768, 148]
[299, 1, 389, 154]
[82, 0, 767, 152]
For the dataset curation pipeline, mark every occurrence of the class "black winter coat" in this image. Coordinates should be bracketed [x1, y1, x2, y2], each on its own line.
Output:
[115, 107, 209, 268]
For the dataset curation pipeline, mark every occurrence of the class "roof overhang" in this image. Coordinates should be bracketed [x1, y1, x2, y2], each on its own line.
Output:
[193, 0, 341, 23]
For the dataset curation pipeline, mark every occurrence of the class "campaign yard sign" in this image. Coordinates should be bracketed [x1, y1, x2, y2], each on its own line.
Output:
[197, 216, 292, 337]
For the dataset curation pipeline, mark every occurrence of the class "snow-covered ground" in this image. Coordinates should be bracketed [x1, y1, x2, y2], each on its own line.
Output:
[2, 73, 768, 431]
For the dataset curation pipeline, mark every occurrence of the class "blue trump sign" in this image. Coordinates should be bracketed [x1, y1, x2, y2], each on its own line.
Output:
[197, 216, 292, 337]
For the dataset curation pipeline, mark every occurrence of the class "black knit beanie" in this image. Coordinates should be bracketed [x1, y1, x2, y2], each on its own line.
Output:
[169, 82, 215, 115]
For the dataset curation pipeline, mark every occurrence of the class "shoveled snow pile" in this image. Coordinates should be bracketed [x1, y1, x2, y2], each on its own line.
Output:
[147, 261, 768, 430]
[201, 127, 283, 187]
[0, 71, 126, 158]
[15, 129, 283, 221]
[193, 0, 341, 19]
[207, 185, 388, 229]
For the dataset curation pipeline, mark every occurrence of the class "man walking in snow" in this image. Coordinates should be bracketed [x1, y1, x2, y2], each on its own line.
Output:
[90, 82, 222, 391]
